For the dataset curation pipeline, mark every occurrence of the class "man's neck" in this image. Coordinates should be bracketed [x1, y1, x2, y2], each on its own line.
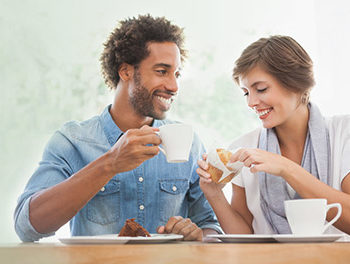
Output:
[110, 89, 153, 132]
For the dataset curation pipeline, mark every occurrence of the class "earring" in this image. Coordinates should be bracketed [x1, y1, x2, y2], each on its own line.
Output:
[301, 92, 309, 104]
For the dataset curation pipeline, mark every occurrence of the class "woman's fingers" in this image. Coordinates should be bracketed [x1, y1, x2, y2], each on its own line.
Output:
[197, 159, 209, 170]
[196, 167, 211, 179]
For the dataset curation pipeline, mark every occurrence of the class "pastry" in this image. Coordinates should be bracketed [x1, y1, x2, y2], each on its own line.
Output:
[118, 218, 151, 237]
[207, 148, 236, 184]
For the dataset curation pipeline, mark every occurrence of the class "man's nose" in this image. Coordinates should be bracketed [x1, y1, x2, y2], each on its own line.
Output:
[165, 75, 179, 93]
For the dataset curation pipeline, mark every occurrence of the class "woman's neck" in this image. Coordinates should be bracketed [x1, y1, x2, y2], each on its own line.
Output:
[275, 104, 309, 163]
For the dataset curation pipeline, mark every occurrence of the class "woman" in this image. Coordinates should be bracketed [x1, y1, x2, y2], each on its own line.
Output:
[197, 35, 350, 235]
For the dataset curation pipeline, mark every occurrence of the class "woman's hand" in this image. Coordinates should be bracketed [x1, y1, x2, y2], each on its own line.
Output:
[196, 154, 224, 196]
[230, 148, 292, 178]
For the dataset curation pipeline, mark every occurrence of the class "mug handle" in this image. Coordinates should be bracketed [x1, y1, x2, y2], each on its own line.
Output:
[154, 131, 166, 155]
[158, 146, 166, 155]
[323, 203, 342, 233]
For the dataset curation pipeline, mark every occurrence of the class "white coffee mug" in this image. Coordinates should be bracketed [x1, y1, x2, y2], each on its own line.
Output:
[157, 123, 193, 163]
[284, 199, 342, 235]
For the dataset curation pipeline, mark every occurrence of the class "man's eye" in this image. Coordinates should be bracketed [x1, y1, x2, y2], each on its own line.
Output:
[175, 72, 181, 79]
[156, 70, 166, 75]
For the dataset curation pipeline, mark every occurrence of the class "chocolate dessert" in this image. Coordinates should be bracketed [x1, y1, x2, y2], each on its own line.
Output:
[118, 218, 151, 237]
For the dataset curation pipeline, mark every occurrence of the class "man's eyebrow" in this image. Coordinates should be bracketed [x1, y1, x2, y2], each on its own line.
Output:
[153, 63, 182, 71]
[153, 63, 171, 68]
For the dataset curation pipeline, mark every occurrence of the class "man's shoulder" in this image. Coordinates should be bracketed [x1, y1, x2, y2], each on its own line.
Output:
[58, 115, 104, 143]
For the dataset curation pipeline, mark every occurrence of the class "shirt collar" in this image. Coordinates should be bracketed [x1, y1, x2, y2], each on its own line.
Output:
[100, 104, 164, 146]
[100, 105, 123, 146]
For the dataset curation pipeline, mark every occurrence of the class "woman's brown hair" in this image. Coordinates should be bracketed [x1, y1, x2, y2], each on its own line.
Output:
[233, 35, 315, 103]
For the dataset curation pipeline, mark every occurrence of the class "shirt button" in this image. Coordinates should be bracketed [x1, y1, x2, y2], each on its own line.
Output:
[172, 186, 177, 192]
[100, 186, 105, 192]
[139, 205, 145, 210]
[139, 177, 144, 182]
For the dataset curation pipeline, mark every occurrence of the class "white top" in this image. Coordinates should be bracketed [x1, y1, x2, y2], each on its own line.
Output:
[228, 115, 350, 235]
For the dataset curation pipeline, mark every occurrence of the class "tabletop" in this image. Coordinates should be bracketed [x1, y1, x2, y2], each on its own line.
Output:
[1, 241, 350, 264]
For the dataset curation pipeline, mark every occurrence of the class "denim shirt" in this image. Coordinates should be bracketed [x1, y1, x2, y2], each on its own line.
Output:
[14, 105, 221, 242]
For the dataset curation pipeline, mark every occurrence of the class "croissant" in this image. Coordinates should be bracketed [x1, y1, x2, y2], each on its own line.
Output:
[207, 149, 236, 184]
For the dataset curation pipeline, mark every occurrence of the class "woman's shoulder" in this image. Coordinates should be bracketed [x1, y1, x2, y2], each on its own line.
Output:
[326, 114, 350, 132]
[228, 128, 261, 150]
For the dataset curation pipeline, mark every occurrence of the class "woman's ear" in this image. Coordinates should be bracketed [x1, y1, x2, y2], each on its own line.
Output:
[118, 63, 134, 81]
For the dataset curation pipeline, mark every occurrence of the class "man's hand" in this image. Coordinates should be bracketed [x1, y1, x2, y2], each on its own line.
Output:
[157, 216, 203, 241]
[107, 125, 161, 174]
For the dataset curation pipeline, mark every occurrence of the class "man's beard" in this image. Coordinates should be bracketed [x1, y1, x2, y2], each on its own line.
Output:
[129, 70, 167, 120]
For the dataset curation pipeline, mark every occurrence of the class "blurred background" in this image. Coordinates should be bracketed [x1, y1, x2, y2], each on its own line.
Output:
[1, 0, 349, 243]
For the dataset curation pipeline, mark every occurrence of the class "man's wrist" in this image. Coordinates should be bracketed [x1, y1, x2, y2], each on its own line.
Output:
[102, 151, 120, 176]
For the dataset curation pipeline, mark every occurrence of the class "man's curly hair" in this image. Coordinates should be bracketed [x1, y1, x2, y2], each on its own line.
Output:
[100, 14, 186, 90]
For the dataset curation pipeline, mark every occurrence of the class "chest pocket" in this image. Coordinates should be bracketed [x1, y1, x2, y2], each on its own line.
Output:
[159, 179, 189, 222]
[87, 181, 120, 225]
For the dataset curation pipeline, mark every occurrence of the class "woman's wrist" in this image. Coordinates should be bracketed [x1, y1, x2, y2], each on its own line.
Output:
[281, 157, 299, 181]
[203, 185, 225, 201]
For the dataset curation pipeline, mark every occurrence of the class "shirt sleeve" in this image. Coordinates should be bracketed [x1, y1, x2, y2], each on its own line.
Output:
[231, 172, 244, 187]
[228, 141, 244, 187]
[14, 131, 74, 242]
[340, 123, 350, 183]
[186, 134, 223, 234]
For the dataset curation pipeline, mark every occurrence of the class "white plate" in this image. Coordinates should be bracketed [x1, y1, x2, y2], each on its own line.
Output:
[206, 234, 276, 243]
[59, 234, 183, 244]
[272, 234, 342, 243]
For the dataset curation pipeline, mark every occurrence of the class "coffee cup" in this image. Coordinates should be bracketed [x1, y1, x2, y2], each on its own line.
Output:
[284, 199, 342, 235]
[157, 123, 193, 163]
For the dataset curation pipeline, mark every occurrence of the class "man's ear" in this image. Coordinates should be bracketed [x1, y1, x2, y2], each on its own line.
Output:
[118, 63, 134, 81]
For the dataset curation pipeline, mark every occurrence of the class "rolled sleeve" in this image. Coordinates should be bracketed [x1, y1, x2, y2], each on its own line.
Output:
[14, 131, 74, 242]
[14, 196, 55, 242]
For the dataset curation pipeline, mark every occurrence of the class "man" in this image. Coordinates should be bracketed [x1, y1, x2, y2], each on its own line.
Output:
[14, 14, 220, 242]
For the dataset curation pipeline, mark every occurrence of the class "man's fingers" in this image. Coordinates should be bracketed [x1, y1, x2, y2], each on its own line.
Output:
[184, 226, 203, 241]
[140, 125, 159, 132]
[156, 226, 165, 234]
[172, 219, 202, 241]
[141, 145, 160, 156]
[135, 134, 162, 146]
[164, 216, 183, 233]
[177, 221, 196, 236]
[163, 217, 202, 241]
[172, 218, 191, 234]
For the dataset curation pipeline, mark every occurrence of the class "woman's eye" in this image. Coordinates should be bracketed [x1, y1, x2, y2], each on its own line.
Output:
[257, 88, 267, 93]
[243, 92, 249, 96]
